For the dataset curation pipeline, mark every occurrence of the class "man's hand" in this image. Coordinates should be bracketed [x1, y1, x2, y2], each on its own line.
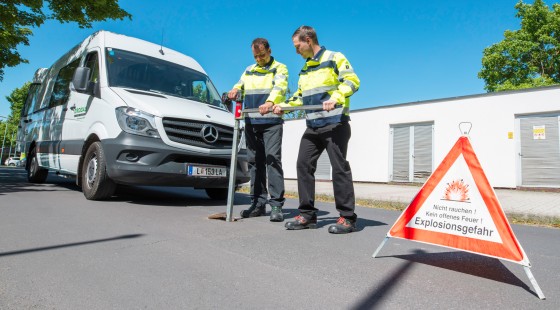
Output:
[228, 88, 239, 100]
[272, 105, 283, 115]
[259, 101, 274, 115]
[323, 99, 337, 111]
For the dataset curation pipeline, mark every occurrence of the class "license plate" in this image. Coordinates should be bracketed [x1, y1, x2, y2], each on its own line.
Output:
[187, 165, 227, 177]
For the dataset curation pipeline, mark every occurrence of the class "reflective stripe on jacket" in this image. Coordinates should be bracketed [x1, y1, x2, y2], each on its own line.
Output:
[233, 57, 288, 125]
[281, 47, 359, 128]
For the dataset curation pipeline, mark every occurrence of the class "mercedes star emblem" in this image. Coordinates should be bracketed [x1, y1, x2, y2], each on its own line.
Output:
[201, 124, 219, 143]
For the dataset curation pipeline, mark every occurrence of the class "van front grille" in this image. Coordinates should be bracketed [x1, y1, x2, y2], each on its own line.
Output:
[162, 118, 234, 149]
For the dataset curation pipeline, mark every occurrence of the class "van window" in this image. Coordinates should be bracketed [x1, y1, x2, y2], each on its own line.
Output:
[105, 48, 224, 108]
[22, 83, 41, 117]
[49, 58, 80, 108]
[84, 52, 99, 83]
[192, 80, 208, 102]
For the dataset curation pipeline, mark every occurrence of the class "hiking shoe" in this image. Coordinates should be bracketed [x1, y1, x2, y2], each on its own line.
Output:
[269, 206, 284, 222]
[285, 215, 317, 230]
[328, 217, 356, 234]
[240, 204, 266, 218]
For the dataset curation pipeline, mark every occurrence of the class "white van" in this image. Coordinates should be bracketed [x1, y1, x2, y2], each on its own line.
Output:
[17, 31, 249, 200]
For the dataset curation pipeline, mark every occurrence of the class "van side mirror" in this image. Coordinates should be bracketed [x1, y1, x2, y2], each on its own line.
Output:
[72, 67, 91, 92]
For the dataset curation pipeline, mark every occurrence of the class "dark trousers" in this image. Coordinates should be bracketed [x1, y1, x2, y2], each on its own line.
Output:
[296, 122, 356, 220]
[245, 123, 285, 208]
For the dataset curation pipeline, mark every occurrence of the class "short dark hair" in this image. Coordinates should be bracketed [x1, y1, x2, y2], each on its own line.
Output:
[251, 38, 270, 50]
[292, 25, 319, 45]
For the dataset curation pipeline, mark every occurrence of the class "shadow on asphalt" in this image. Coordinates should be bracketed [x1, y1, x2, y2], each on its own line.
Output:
[278, 208, 388, 230]
[0, 168, 252, 208]
[1, 168, 390, 224]
[354, 249, 538, 307]
[0, 169, 79, 195]
[351, 249, 423, 309]
[113, 184, 252, 207]
[0, 234, 144, 257]
[352, 249, 536, 309]
[390, 251, 534, 294]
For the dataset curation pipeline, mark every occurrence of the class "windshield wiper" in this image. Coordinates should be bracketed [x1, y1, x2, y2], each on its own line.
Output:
[122, 88, 167, 99]
[148, 89, 171, 96]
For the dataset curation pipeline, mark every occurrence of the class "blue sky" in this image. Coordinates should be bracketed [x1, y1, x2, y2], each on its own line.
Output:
[0, 0, 553, 118]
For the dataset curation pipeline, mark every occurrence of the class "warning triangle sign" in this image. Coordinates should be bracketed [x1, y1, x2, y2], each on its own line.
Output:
[388, 136, 529, 266]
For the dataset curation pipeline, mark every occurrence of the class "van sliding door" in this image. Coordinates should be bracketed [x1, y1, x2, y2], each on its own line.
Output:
[43, 59, 80, 170]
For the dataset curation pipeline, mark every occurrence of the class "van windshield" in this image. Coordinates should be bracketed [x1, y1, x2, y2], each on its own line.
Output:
[105, 48, 224, 107]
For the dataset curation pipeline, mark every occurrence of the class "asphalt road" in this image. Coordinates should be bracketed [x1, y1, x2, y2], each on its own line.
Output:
[0, 167, 558, 309]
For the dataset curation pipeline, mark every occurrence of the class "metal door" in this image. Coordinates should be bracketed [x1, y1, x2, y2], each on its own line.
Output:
[391, 123, 433, 183]
[518, 114, 560, 187]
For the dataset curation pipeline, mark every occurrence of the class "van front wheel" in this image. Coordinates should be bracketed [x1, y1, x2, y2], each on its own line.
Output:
[27, 149, 48, 183]
[82, 142, 116, 200]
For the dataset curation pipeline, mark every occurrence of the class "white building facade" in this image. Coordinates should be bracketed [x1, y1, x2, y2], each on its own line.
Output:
[281, 86, 560, 189]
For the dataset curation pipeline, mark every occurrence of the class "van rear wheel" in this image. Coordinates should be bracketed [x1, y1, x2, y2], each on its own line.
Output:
[82, 142, 116, 200]
[27, 149, 48, 183]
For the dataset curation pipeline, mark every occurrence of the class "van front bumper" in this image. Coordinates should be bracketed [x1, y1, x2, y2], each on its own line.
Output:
[102, 132, 250, 187]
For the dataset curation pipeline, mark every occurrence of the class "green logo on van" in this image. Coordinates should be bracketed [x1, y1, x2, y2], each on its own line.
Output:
[74, 106, 87, 116]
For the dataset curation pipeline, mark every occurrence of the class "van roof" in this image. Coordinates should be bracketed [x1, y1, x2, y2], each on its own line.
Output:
[93, 30, 206, 74]
[32, 68, 49, 84]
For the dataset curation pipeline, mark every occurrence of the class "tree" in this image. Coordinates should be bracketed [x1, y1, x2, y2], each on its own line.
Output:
[1, 82, 28, 158]
[478, 0, 560, 92]
[193, 83, 208, 103]
[1, 82, 30, 148]
[0, 0, 131, 81]
[6, 82, 30, 126]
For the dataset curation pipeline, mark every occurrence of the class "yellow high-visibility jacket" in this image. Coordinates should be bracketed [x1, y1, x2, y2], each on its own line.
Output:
[282, 47, 360, 128]
[233, 57, 288, 125]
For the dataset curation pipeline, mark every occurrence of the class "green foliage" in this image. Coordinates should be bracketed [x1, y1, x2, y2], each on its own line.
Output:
[0, 0, 131, 81]
[1, 82, 30, 146]
[6, 82, 30, 125]
[2, 82, 27, 146]
[193, 83, 208, 102]
[478, 0, 560, 92]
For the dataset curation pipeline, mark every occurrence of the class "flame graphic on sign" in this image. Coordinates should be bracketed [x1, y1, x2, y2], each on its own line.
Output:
[443, 179, 470, 202]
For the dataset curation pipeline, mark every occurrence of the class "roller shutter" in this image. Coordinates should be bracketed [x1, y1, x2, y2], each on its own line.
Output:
[315, 151, 331, 181]
[391, 123, 433, 183]
[519, 114, 560, 187]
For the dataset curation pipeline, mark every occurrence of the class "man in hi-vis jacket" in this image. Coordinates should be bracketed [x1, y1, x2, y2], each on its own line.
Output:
[274, 26, 360, 233]
[228, 38, 288, 222]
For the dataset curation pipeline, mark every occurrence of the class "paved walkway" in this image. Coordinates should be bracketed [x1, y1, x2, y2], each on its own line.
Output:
[284, 179, 560, 218]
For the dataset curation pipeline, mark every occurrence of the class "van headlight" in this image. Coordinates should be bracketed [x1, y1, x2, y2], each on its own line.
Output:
[115, 107, 160, 138]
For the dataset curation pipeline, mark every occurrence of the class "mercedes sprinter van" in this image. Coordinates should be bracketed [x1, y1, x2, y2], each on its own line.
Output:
[17, 31, 249, 200]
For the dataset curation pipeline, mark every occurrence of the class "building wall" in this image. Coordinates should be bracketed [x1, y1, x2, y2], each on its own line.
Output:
[281, 86, 560, 188]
